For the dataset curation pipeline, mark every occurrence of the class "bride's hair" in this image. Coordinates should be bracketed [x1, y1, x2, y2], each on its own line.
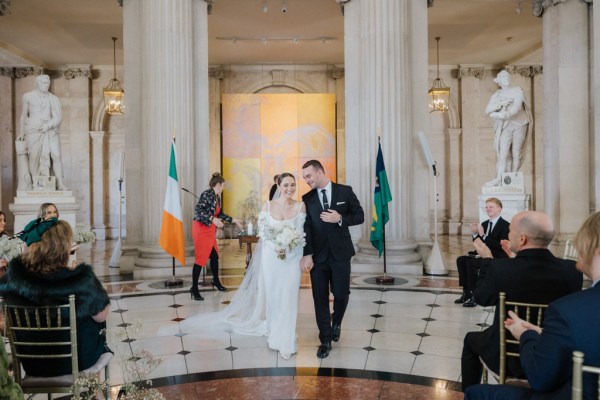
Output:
[277, 172, 295, 185]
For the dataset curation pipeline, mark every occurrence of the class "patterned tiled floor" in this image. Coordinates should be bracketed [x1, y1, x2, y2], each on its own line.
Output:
[23, 235, 484, 399]
[55, 235, 489, 399]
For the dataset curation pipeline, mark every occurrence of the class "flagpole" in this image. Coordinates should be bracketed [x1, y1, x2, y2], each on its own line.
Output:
[376, 135, 394, 284]
[164, 134, 184, 288]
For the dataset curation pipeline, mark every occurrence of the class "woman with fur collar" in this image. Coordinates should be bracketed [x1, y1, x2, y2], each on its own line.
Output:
[0, 218, 111, 377]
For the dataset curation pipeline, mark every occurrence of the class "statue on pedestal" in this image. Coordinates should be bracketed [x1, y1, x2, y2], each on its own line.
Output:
[16, 75, 67, 191]
[484, 70, 532, 187]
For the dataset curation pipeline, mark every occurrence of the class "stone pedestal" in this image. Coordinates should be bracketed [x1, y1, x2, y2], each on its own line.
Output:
[480, 172, 530, 222]
[9, 191, 80, 232]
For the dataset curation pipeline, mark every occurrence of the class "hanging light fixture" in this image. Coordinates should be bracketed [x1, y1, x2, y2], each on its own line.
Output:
[428, 37, 450, 113]
[103, 37, 125, 115]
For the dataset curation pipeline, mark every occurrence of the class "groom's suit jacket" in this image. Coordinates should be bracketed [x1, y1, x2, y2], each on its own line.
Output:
[302, 182, 364, 264]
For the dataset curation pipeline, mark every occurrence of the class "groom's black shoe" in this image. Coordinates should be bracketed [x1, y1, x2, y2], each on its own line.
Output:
[317, 342, 332, 359]
[332, 324, 341, 342]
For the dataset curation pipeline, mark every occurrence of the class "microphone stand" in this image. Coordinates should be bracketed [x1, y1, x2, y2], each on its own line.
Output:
[181, 187, 211, 287]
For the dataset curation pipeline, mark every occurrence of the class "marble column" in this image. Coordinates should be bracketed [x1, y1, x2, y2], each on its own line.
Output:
[62, 64, 92, 228]
[344, 0, 429, 274]
[208, 67, 223, 175]
[123, 0, 210, 278]
[447, 128, 462, 234]
[330, 66, 346, 182]
[457, 65, 487, 232]
[90, 131, 106, 239]
[541, 0, 591, 242]
[0, 72, 13, 228]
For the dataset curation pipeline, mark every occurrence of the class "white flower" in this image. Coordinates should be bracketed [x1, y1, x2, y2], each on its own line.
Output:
[0, 236, 25, 261]
[258, 214, 305, 261]
[73, 226, 96, 244]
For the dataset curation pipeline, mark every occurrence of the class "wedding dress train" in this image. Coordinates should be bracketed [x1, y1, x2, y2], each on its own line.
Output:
[168, 203, 305, 359]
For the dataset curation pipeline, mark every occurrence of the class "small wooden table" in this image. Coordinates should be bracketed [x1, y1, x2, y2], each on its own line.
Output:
[239, 235, 259, 268]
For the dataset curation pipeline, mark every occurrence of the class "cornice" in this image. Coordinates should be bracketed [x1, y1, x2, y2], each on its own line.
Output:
[530, 0, 592, 17]
[458, 65, 485, 79]
[0, 67, 45, 78]
[505, 65, 543, 77]
[0, 0, 10, 16]
[336, 0, 352, 15]
[330, 67, 345, 80]
[205, 0, 213, 15]
[63, 65, 92, 80]
[208, 67, 224, 80]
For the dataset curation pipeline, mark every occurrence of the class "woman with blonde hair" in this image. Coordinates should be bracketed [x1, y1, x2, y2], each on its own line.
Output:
[0, 218, 111, 377]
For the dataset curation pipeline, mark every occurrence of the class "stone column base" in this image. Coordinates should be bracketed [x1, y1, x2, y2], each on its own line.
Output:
[352, 240, 423, 275]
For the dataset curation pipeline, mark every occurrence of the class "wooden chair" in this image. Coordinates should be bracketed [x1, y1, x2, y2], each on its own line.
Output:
[572, 351, 600, 400]
[2, 295, 112, 399]
[482, 292, 548, 385]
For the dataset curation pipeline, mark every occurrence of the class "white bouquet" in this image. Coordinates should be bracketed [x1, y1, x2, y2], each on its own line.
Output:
[0, 236, 26, 261]
[258, 214, 306, 260]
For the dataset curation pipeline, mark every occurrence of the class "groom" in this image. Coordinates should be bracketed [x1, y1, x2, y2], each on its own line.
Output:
[300, 160, 364, 358]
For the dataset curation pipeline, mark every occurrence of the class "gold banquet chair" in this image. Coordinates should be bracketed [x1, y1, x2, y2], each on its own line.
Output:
[482, 292, 548, 385]
[572, 351, 600, 400]
[2, 295, 112, 399]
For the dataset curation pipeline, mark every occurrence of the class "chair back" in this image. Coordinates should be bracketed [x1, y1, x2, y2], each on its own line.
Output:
[498, 291, 548, 384]
[1, 295, 80, 398]
[572, 351, 600, 400]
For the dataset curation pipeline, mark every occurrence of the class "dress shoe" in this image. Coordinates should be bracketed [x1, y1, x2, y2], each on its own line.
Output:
[463, 297, 477, 308]
[211, 280, 227, 292]
[454, 293, 469, 304]
[317, 342, 331, 359]
[332, 324, 341, 342]
[189, 287, 204, 301]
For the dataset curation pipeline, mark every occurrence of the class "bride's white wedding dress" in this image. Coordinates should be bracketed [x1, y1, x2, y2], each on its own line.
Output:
[171, 202, 305, 359]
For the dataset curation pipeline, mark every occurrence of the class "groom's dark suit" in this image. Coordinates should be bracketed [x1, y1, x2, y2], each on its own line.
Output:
[302, 182, 364, 344]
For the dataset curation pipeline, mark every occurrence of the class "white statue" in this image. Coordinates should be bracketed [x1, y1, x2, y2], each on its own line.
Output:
[17, 74, 67, 190]
[484, 70, 532, 187]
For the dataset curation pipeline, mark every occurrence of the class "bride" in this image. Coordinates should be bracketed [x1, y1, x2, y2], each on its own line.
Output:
[174, 172, 306, 359]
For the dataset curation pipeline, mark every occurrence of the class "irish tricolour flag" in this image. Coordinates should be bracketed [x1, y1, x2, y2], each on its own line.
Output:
[160, 138, 186, 265]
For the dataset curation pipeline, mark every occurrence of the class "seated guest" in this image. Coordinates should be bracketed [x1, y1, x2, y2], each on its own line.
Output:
[455, 197, 510, 307]
[465, 212, 600, 400]
[461, 210, 583, 392]
[0, 218, 111, 377]
[39, 202, 59, 220]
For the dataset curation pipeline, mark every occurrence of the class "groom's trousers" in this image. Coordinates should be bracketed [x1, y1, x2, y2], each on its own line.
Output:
[310, 255, 351, 344]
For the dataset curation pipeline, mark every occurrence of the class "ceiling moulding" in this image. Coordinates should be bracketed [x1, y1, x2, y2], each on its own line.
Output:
[0, 40, 45, 68]
[505, 64, 543, 77]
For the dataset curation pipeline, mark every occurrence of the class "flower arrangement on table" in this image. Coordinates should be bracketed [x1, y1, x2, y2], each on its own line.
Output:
[258, 214, 306, 260]
[73, 320, 165, 400]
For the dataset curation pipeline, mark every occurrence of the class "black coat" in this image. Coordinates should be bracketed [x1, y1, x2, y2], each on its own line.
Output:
[0, 257, 111, 377]
[471, 248, 583, 376]
[302, 182, 364, 263]
[477, 217, 510, 259]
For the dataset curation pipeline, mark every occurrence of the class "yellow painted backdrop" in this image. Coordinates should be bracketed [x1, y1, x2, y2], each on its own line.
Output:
[222, 93, 336, 222]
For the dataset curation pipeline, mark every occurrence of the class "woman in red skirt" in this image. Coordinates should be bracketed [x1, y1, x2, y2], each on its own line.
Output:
[191, 173, 242, 300]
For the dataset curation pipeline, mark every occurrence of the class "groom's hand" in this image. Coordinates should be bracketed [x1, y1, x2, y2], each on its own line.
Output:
[300, 255, 314, 272]
[320, 210, 341, 224]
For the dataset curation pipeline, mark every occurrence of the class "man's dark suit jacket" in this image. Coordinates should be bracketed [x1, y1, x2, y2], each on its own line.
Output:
[302, 182, 364, 264]
[471, 248, 583, 376]
[476, 217, 510, 258]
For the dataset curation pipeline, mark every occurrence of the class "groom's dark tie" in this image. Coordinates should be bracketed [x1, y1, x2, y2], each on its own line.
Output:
[321, 189, 329, 210]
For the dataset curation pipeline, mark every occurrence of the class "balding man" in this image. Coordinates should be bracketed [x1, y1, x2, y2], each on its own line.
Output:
[460, 211, 583, 392]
